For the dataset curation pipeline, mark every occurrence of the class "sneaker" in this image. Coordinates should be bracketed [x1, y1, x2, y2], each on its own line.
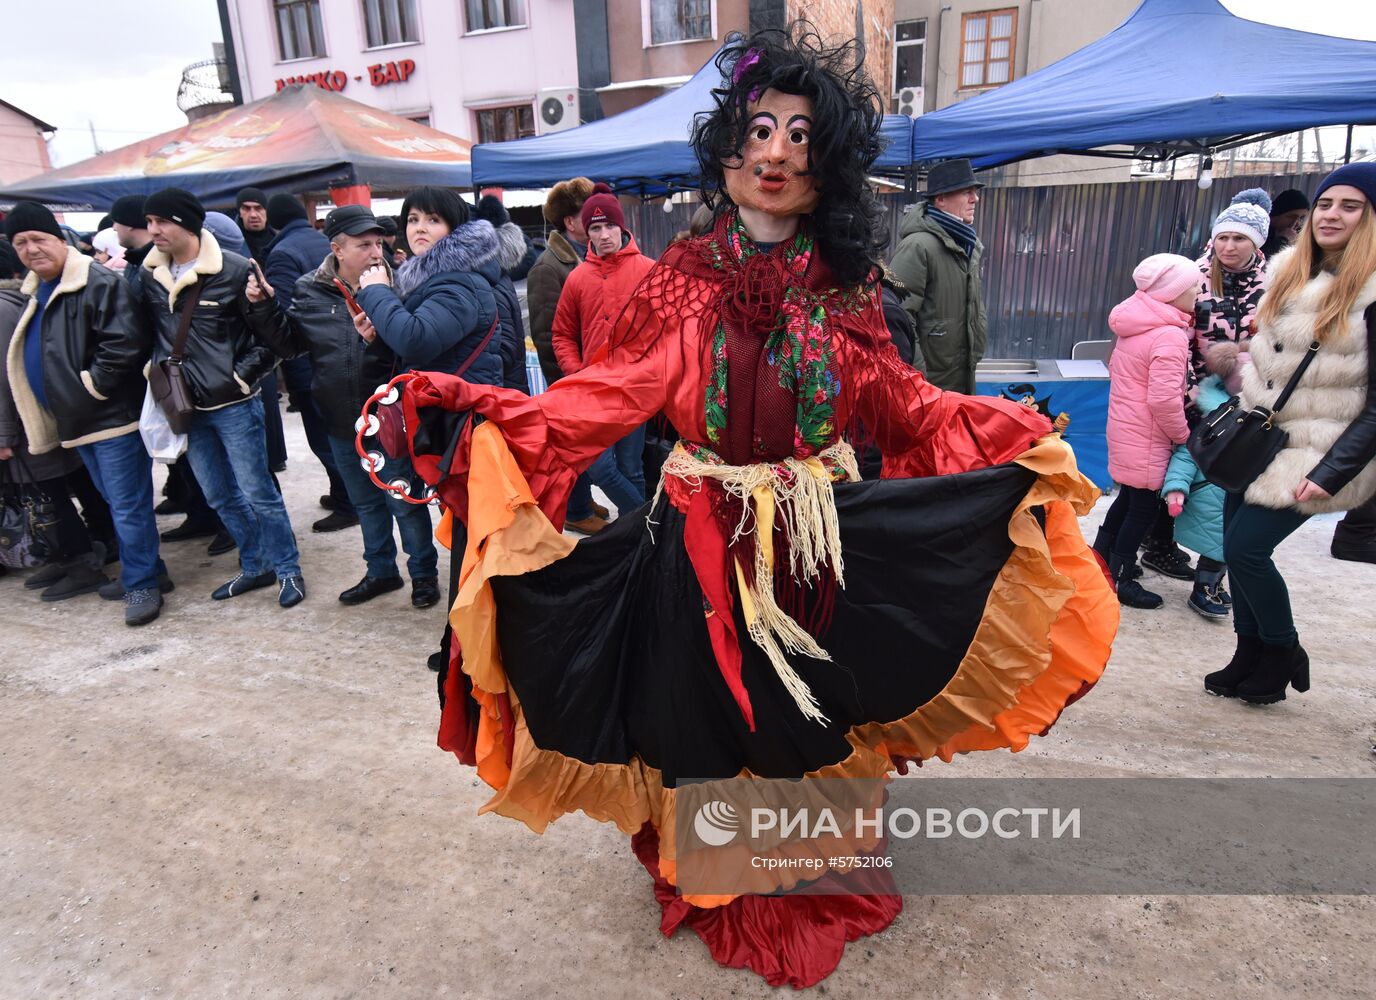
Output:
[207, 530, 237, 557]
[124, 587, 163, 626]
[411, 576, 441, 609]
[24, 562, 67, 590]
[312, 510, 359, 533]
[566, 515, 608, 536]
[99, 572, 177, 601]
[211, 569, 276, 600]
[278, 574, 306, 608]
[1141, 544, 1193, 580]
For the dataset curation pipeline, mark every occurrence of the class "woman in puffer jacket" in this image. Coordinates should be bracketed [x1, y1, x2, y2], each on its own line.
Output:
[355, 187, 501, 386]
[1204, 164, 1376, 705]
[1096, 254, 1198, 608]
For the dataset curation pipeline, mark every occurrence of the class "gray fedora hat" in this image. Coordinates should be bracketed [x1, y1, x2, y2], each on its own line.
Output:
[922, 158, 985, 198]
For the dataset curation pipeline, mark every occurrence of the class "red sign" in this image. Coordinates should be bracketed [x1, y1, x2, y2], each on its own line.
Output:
[275, 60, 416, 94]
[368, 60, 416, 87]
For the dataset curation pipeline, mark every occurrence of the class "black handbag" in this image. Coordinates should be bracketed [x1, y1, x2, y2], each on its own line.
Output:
[0, 451, 61, 569]
[1188, 340, 1319, 493]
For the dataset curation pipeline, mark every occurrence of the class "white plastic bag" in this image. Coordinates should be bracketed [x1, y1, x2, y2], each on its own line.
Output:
[139, 386, 187, 463]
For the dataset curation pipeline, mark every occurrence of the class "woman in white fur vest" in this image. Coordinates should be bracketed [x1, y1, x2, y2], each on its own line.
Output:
[1205, 163, 1376, 705]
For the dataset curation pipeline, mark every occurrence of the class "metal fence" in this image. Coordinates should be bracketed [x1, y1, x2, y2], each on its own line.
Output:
[626, 170, 1320, 359]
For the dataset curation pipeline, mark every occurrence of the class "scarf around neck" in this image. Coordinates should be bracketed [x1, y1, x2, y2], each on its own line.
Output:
[928, 205, 978, 257]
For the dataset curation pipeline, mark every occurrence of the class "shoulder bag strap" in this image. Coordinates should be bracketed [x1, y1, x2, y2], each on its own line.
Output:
[450, 313, 501, 381]
[169, 282, 204, 363]
[1269, 340, 1320, 415]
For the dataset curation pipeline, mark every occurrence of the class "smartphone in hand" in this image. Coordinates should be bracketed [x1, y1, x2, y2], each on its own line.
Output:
[333, 278, 364, 317]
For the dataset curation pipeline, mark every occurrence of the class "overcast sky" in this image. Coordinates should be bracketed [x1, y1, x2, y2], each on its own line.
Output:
[3, 0, 1375, 170]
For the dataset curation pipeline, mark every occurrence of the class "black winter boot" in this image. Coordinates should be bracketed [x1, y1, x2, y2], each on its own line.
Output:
[1236, 639, 1310, 705]
[1204, 635, 1263, 697]
[1109, 554, 1163, 609]
[1092, 528, 1141, 578]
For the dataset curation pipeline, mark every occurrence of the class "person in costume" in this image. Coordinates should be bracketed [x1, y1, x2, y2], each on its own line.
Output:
[375, 25, 1117, 988]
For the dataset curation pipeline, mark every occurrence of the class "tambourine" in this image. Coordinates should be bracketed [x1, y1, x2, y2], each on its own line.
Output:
[354, 373, 441, 506]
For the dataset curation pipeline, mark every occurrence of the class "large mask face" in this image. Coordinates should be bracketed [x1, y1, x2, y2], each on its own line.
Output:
[722, 89, 820, 219]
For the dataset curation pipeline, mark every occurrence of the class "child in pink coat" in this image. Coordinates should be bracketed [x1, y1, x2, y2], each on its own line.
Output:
[1094, 253, 1197, 608]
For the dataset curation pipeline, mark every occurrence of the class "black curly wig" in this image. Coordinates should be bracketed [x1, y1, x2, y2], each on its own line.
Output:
[691, 23, 888, 287]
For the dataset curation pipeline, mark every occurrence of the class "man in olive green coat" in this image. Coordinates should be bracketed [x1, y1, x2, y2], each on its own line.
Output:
[889, 158, 988, 394]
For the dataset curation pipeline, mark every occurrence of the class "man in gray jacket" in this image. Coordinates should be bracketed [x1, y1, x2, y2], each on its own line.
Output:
[888, 158, 988, 394]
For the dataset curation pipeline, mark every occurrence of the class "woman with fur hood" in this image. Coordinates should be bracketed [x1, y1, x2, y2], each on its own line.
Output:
[474, 195, 533, 393]
[1205, 164, 1376, 705]
[1097, 253, 1198, 609]
[354, 187, 501, 387]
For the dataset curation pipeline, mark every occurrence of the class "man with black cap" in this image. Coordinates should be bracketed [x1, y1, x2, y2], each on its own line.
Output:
[4, 201, 169, 625]
[889, 157, 989, 394]
[1261, 188, 1310, 260]
[262, 193, 357, 533]
[251, 204, 440, 608]
[235, 187, 275, 265]
[139, 186, 307, 608]
[109, 195, 154, 296]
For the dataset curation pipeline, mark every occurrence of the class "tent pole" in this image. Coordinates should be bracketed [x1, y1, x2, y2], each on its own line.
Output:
[1345, 125, 1354, 165]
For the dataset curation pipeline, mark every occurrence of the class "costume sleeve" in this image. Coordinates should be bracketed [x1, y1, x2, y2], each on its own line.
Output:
[550, 275, 584, 376]
[852, 301, 1051, 478]
[403, 294, 672, 525]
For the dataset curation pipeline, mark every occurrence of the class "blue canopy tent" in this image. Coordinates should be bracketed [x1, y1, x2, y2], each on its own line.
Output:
[472, 48, 916, 194]
[912, 0, 1376, 168]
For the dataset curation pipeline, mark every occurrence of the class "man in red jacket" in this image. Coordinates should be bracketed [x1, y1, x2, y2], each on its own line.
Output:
[550, 186, 656, 516]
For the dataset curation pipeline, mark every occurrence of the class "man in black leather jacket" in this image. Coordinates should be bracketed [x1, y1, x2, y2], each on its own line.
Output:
[4, 201, 169, 625]
[138, 188, 307, 608]
[252, 204, 440, 610]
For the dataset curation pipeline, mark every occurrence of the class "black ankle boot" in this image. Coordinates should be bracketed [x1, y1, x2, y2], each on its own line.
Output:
[1236, 639, 1310, 705]
[1109, 554, 1162, 609]
[1204, 635, 1263, 697]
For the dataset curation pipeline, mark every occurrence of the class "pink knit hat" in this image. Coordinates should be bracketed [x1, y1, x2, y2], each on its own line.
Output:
[1132, 253, 1200, 303]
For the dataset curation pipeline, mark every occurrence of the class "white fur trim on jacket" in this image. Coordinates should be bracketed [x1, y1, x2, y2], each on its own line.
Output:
[1239, 264, 1376, 514]
[143, 228, 224, 309]
[4, 248, 92, 454]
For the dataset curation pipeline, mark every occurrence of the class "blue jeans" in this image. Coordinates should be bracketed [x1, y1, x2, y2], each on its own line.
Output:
[328, 435, 438, 581]
[281, 356, 354, 516]
[567, 471, 595, 521]
[588, 425, 647, 516]
[1222, 491, 1310, 645]
[186, 396, 301, 578]
[77, 431, 165, 591]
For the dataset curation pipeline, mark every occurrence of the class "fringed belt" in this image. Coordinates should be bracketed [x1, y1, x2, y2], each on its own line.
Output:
[651, 440, 860, 723]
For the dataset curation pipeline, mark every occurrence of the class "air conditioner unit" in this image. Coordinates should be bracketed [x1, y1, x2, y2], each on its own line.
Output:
[537, 87, 579, 135]
[895, 86, 924, 119]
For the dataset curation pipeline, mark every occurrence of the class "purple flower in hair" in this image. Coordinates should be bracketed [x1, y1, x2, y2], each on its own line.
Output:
[732, 47, 764, 101]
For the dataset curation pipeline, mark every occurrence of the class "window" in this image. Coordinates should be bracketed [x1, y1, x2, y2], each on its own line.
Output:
[475, 104, 536, 143]
[363, 0, 418, 47]
[464, 0, 526, 33]
[892, 19, 926, 96]
[959, 8, 1017, 89]
[274, 0, 326, 61]
[647, 0, 714, 46]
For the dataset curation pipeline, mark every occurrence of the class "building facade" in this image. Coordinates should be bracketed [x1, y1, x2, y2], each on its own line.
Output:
[0, 100, 56, 186]
[217, 0, 580, 144]
[891, 0, 1137, 185]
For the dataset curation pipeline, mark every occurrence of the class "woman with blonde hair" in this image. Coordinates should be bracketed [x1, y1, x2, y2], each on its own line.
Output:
[1205, 163, 1376, 703]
